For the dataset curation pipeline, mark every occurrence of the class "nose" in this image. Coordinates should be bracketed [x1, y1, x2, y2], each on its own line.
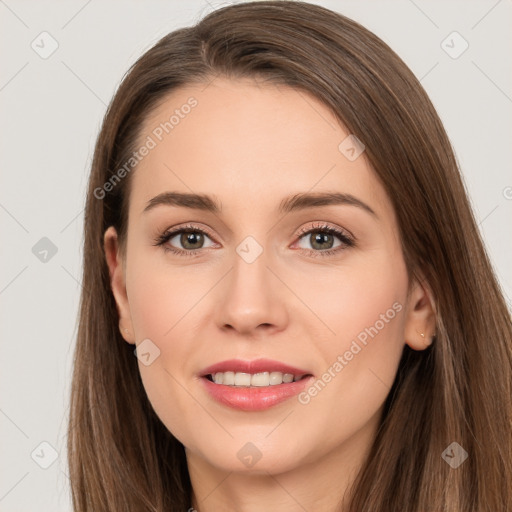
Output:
[216, 249, 288, 337]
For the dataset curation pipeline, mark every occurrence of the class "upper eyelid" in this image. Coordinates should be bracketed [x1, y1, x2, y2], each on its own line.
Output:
[296, 222, 354, 239]
[164, 223, 217, 241]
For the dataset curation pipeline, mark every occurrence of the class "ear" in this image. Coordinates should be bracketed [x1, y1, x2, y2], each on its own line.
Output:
[403, 273, 437, 351]
[104, 226, 135, 345]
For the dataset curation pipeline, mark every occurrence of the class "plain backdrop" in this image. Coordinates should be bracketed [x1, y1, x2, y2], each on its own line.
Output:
[1, 1, 511, 510]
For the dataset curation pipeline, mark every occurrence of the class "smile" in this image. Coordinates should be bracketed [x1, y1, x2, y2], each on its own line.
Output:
[206, 371, 308, 387]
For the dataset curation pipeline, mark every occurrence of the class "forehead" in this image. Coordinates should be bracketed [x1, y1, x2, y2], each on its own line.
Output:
[128, 77, 390, 219]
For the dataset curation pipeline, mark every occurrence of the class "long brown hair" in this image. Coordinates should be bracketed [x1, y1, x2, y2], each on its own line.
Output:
[68, 1, 512, 510]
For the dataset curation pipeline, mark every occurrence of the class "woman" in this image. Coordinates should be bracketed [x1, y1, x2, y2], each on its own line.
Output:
[67, 1, 512, 510]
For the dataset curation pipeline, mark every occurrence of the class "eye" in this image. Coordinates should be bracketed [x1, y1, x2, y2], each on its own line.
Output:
[153, 221, 355, 258]
[153, 224, 217, 257]
[293, 222, 355, 258]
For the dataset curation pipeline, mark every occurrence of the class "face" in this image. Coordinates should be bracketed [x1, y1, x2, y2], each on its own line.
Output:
[104, 77, 435, 478]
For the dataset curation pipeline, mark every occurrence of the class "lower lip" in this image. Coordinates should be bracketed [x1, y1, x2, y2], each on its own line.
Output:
[200, 375, 314, 411]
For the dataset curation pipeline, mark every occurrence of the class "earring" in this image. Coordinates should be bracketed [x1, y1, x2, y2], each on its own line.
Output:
[416, 330, 435, 346]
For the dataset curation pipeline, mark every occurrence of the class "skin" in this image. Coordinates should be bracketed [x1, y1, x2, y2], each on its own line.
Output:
[104, 77, 436, 512]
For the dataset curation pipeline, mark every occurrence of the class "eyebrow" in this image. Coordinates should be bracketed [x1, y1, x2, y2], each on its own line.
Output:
[143, 191, 377, 217]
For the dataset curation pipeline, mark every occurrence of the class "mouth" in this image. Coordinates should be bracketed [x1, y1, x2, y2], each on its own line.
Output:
[199, 358, 314, 387]
[200, 371, 315, 411]
[203, 371, 312, 387]
[198, 358, 314, 410]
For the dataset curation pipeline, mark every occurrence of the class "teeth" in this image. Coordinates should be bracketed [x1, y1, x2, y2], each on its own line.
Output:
[211, 371, 304, 387]
[235, 372, 251, 386]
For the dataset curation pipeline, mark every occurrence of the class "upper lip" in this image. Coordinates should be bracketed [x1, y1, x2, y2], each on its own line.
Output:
[200, 358, 313, 377]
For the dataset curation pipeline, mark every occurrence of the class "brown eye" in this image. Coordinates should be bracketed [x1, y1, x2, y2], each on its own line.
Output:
[179, 231, 205, 250]
[154, 225, 217, 256]
[294, 223, 355, 258]
[308, 232, 336, 250]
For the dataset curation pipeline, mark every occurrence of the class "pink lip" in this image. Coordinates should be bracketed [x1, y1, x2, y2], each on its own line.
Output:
[199, 358, 314, 411]
[200, 358, 312, 377]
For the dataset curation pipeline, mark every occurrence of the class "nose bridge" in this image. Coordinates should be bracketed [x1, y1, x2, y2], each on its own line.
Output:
[229, 234, 273, 307]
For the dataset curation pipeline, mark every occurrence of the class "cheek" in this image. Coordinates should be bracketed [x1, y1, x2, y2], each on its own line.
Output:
[293, 252, 408, 441]
[126, 251, 209, 340]
[124, 253, 217, 443]
[293, 249, 407, 348]
[126, 260, 204, 379]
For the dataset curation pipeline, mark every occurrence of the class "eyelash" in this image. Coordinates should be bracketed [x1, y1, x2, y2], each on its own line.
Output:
[153, 222, 355, 259]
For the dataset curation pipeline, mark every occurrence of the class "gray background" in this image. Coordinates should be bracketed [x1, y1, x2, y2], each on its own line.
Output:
[1, 0, 511, 510]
